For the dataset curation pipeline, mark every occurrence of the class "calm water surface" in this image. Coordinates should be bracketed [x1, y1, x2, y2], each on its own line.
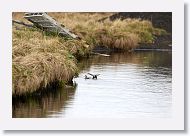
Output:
[13, 51, 172, 118]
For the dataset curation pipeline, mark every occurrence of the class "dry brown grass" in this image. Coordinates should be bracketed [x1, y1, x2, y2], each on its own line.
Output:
[47, 13, 166, 50]
[13, 52, 77, 95]
[13, 12, 165, 50]
[12, 12, 166, 95]
[12, 27, 90, 95]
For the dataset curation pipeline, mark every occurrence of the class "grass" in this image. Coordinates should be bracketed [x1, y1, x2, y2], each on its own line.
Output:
[12, 12, 167, 95]
[49, 13, 167, 50]
[12, 27, 90, 95]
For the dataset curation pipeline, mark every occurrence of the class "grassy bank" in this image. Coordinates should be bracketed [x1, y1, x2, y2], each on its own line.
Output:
[12, 27, 89, 95]
[49, 13, 166, 50]
[13, 12, 167, 95]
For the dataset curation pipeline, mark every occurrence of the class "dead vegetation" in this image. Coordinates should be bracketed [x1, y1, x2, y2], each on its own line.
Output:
[12, 27, 90, 95]
[12, 12, 166, 95]
[49, 13, 166, 50]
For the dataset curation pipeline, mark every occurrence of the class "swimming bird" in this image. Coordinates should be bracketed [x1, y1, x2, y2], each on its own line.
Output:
[87, 73, 100, 79]
[84, 75, 90, 79]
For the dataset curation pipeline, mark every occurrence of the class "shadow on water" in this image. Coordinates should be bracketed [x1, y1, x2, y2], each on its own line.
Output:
[78, 51, 172, 74]
[13, 51, 172, 118]
[12, 84, 77, 118]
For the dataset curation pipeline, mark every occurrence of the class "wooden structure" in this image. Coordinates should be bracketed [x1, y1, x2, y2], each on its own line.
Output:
[24, 12, 79, 39]
[12, 20, 34, 28]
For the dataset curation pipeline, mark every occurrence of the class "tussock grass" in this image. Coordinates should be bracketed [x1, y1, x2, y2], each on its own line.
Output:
[12, 28, 90, 59]
[12, 12, 166, 95]
[13, 12, 166, 50]
[12, 27, 89, 95]
[13, 52, 77, 95]
[49, 13, 166, 50]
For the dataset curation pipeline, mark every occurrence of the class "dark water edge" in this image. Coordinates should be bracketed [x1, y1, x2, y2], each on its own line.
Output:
[12, 51, 172, 118]
[93, 45, 172, 54]
[135, 49, 172, 51]
[12, 85, 77, 118]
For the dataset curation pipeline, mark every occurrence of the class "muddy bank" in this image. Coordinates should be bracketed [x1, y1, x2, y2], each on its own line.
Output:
[136, 35, 172, 50]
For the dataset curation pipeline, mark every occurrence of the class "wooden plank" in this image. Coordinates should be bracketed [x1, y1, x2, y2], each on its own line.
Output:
[91, 52, 110, 57]
[12, 20, 34, 28]
[24, 12, 79, 39]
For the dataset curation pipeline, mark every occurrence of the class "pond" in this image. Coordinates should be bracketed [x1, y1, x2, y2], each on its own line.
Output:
[12, 51, 172, 118]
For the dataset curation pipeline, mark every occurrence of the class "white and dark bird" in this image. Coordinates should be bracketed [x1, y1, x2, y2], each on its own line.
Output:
[87, 73, 100, 79]
[84, 75, 90, 79]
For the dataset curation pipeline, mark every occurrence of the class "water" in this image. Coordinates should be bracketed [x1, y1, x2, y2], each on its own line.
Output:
[12, 51, 172, 118]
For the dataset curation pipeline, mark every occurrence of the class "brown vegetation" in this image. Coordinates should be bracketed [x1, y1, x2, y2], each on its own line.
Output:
[49, 13, 166, 50]
[12, 12, 167, 95]
[12, 27, 90, 95]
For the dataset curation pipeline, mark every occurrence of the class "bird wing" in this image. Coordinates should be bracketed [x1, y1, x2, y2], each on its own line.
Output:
[96, 74, 100, 76]
[88, 73, 94, 76]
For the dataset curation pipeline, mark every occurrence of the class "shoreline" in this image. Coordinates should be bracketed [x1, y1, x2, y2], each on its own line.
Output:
[13, 48, 171, 97]
[12, 12, 171, 96]
[134, 48, 172, 51]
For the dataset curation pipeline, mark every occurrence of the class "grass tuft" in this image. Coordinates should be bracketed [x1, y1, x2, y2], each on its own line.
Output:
[12, 13, 167, 95]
